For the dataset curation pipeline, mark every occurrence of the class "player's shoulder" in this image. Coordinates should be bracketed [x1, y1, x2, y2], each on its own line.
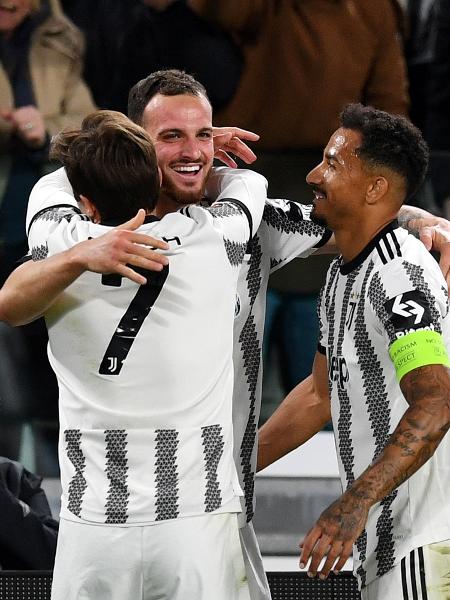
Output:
[368, 226, 446, 299]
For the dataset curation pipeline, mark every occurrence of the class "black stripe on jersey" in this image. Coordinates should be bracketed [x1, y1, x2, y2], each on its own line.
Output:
[262, 203, 326, 239]
[360, 262, 397, 578]
[217, 198, 254, 241]
[376, 241, 388, 264]
[65, 429, 87, 518]
[223, 239, 247, 266]
[202, 425, 224, 512]
[389, 230, 402, 257]
[417, 547, 428, 600]
[104, 430, 129, 524]
[27, 203, 87, 235]
[410, 550, 419, 600]
[31, 243, 49, 261]
[155, 429, 179, 521]
[401, 556, 409, 600]
[238, 236, 263, 522]
[382, 236, 395, 260]
[330, 266, 369, 587]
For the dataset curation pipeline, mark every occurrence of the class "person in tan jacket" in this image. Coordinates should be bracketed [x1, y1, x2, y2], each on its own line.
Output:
[0, 0, 95, 478]
[0, 0, 95, 280]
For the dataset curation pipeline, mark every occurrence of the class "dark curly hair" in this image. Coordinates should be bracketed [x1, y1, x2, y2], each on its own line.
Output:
[340, 103, 429, 201]
[128, 69, 209, 126]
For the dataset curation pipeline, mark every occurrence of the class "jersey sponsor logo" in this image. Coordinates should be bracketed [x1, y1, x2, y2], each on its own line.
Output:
[329, 355, 349, 390]
[384, 291, 432, 337]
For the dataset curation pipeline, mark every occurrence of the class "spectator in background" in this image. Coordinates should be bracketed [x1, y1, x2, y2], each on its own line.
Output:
[188, 0, 410, 420]
[427, 0, 450, 217]
[0, 0, 95, 280]
[62, 0, 243, 114]
[0, 0, 95, 470]
[403, 0, 441, 214]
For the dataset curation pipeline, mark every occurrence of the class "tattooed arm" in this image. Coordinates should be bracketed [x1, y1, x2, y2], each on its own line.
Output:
[398, 205, 450, 284]
[299, 363, 450, 580]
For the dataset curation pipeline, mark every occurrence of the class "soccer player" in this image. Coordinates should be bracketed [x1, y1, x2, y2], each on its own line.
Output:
[3, 70, 450, 600]
[26, 109, 267, 600]
[259, 104, 450, 600]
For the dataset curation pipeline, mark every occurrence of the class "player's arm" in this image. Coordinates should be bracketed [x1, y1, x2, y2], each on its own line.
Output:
[398, 204, 450, 284]
[257, 352, 331, 472]
[204, 167, 268, 239]
[300, 356, 450, 580]
[0, 211, 169, 326]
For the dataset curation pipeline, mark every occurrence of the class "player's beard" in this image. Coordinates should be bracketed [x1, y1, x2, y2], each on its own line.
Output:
[310, 205, 329, 229]
[160, 164, 213, 207]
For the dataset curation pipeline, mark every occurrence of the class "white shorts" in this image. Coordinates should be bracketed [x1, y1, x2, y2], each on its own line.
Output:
[361, 540, 450, 600]
[51, 512, 251, 600]
[239, 522, 272, 600]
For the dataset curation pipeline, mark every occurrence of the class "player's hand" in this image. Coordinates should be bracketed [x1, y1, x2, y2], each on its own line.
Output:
[5, 105, 47, 148]
[410, 216, 450, 286]
[299, 492, 369, 580]
[213, 126, 260, 168]
[70, 210, 169, 285]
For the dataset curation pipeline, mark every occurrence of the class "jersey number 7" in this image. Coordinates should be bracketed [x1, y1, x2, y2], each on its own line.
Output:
[99, 265, 169, 375]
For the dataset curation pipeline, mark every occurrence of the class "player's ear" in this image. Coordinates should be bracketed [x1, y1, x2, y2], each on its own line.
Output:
[79, 194, 101, 224]
[366, 176, 388, 205]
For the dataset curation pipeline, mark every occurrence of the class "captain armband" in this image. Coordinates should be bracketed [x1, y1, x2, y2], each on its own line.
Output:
[389, 330, 450, 381]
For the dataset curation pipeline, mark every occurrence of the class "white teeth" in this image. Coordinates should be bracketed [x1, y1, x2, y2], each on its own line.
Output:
[173, 165, 201, 173]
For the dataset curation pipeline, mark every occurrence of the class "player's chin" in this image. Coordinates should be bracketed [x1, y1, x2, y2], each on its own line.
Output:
[310, 206, 329, 228]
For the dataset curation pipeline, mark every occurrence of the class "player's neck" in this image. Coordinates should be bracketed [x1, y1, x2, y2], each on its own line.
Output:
[335, 216, 398, 263]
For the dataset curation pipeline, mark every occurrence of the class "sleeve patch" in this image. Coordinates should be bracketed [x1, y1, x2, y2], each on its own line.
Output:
[383, 290, 436, 337]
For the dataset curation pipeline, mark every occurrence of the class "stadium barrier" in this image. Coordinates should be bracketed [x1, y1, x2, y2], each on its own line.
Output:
[0, 570, 361, 599]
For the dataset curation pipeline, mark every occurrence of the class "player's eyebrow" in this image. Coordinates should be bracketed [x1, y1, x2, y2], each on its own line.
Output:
[325, 150, 343, 165]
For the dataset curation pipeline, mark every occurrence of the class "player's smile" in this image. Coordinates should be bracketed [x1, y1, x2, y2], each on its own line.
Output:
[171, 161, 203, 181]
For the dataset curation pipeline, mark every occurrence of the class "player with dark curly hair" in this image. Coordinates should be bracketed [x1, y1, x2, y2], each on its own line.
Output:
[259, 104, 450, 600]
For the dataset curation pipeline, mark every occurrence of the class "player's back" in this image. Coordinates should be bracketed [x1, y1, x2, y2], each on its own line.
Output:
[47, 211, 237, 430]
[42, 207, 249, 524]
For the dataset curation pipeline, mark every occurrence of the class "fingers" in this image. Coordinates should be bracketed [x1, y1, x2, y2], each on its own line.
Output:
[214, 148, 238, 169]
[117, 209, 146, 231]
[213, 126, 260, 142]
[116, 212, 170, 251]
[299, 528, 352, 580]
[299, 526, 321, 570]
[439, 253, 450, 287]
[225, 137, 258, 164]
[115, 264, 147, 286]
[418, 225, 433, 251]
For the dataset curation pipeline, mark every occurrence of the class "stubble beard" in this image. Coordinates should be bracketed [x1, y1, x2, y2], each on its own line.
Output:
[160, 165, 212, 208]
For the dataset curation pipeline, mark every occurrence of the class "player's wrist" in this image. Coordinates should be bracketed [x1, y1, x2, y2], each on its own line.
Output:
[65, 242, 91, 275]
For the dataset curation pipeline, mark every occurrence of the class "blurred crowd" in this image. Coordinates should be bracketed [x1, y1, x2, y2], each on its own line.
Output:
[0, 0, 449, 476]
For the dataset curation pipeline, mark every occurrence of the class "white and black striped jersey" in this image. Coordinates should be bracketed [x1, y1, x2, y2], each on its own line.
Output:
[230, 198, 331, 526]
[318, 220, 450, 588]
[27, 167, 267, 525]
[26, 167, 332, 528]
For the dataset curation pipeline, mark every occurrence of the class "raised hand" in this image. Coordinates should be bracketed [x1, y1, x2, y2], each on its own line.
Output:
[213, 126, 260, 168]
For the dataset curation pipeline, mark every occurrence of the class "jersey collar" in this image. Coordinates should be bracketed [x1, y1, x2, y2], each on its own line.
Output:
[340, 219, 399, 275]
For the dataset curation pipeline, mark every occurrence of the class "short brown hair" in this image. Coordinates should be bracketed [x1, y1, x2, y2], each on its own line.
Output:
[128, 69, 209, 126]
[50, 110, 160, 222]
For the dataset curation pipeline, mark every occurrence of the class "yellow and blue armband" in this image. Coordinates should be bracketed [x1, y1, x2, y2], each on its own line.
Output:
[389, 330, 450, 381]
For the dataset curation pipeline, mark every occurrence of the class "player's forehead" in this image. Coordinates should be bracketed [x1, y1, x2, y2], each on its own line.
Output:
[142, 93, 213, 137]
[324, 127, 362, 164]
